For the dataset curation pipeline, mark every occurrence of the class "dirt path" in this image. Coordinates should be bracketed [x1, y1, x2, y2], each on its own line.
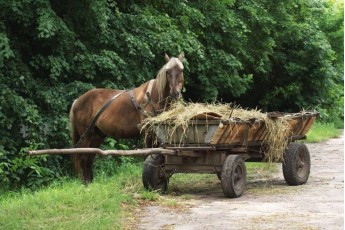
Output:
[137, 134, 344, 230]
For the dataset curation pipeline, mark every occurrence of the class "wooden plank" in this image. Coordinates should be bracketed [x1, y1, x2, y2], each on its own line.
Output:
[294, 117, 304, 135]
[301, 117, 316, 135]
[166, 146, 214, 151]
[210, 124, 229, 144]
[28, 148, 176, 156]
[251, 122, 268, 142]
[223, 123, 245, 144]
[219, 124, 236, 143]
[218, 123, 233, 144]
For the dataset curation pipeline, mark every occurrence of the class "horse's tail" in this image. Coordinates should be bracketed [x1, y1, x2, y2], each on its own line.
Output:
[69, 100, 81, 176]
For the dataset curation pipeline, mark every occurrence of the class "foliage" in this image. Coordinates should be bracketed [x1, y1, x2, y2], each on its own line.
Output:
[0, 0, 343, 189]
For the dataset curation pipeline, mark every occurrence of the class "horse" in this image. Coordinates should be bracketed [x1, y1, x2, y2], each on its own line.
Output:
[69, 53, 184, 183]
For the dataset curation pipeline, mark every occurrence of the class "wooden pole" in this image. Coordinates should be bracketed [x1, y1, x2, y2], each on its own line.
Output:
[28, 148, 176, 156]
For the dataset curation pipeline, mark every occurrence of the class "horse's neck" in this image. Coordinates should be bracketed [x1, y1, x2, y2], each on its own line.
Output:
[136, 79, 170, 111]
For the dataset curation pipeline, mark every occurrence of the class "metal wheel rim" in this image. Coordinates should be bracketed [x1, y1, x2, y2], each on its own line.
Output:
[154, 165, 166, 189]
[296, 151, 307, 177]
[233, 164, 245, 190]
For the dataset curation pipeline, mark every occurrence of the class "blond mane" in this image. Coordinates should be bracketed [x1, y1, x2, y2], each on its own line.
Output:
[155, 58, 184, 100]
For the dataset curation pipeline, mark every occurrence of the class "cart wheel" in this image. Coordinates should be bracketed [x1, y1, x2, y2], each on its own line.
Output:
[221, 155, 246, 198]
[142, 154, 168, 193]
[282, 142, 311, 186]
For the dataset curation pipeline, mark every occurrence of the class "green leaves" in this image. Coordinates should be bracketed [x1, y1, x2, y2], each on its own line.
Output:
[0, 33, 14, 68]
[37, 8, 58, 39]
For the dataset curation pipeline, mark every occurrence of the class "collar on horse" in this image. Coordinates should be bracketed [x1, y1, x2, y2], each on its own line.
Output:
[128, 79, 157, 117]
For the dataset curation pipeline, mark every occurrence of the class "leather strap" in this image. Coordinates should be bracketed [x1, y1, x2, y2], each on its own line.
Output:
[128, 89, 141, 112]
[143, 79, 157, 116]
[128, 79, 156, 114]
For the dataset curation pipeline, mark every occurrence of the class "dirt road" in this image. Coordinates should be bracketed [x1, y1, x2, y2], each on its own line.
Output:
[137, 134, 344, 230]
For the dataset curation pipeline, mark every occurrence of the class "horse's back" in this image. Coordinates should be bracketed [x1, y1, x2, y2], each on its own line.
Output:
[71, 89, 123, 124]
[71, 88, 141, 138]
[76, 88, 123, 109]
[79, 88, 123, 104]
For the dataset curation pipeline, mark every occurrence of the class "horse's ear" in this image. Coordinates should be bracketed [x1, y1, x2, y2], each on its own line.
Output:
[178, 53, 184, 62]
[164, 53, 170, 63]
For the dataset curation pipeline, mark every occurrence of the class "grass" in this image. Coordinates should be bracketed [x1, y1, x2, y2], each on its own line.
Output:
[0, 121, 342, 229]
[246, 162, 278, 180]
[168, 174, 218, 194]
[1, 181, 123, 229]
[0, 163, 145, 230]
[305, 122, 342, 143]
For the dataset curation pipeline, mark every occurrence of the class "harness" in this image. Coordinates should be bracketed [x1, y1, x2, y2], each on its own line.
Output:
[128, 79, 157, 117]
[74, 80, 158, 147]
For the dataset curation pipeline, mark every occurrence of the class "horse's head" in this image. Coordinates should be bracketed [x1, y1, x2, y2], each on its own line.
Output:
[161, 53, 184, 99]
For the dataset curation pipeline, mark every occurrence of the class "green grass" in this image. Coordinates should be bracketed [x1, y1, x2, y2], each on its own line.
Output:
[0, 163, 145, 230]
[246, 162, 278, 180]
[2, 182, 124, 229]
[306, 122, 342, 143]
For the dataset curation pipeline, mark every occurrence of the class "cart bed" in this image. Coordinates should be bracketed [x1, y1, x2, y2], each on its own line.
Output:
[154, 111, 318, 147]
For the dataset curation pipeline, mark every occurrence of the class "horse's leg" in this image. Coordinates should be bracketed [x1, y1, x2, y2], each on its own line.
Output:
[77, 136, 92, 184]
[80, 154, 96, 184]
[80, 133, 104, 184]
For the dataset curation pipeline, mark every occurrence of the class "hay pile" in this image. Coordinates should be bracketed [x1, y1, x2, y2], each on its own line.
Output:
[140, 101, 291, 163]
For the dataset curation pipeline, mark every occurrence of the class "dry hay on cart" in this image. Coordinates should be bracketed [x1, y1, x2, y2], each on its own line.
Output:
[140, 101, 292, 163]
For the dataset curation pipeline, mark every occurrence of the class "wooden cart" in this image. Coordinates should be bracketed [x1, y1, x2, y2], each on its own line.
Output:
[29, 111, 318, 198]
[142, 111, 318, 198]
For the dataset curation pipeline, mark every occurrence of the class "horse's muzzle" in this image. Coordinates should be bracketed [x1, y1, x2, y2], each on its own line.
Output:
[170, 91, 182, 99]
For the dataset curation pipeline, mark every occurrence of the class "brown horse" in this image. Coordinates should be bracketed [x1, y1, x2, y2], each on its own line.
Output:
[69, 53, 184, 183]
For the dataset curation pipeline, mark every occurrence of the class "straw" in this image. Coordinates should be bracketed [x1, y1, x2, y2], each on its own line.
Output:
[140, 101, 291, 163]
